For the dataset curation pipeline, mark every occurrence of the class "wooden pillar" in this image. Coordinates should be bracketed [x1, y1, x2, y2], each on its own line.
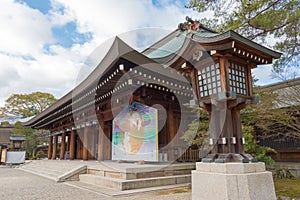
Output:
[52, 135, 58, 159]
[167, 105, 175, 161]
[97, 120, 105, 161]
[77, 129, 83, 159]
[89, 127, 95, 159]
[209, 109, 218, 154]
[59, 132, 66, 159]
[226, 108, 235, 153]
[233, 107, 244, 153]
[66, 133, 70, 152]
[219, 57, 229, 92]
[69, 130, 76, 160]
[82, 127, 89, 161]
[48, 136, 53, 159]
[104, 124, 112, 160]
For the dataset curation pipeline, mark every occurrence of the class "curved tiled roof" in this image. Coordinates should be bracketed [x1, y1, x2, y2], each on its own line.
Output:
[24, 37, 155, 127]
[143, 27, 281, 61]
[24, 24, 282, 128]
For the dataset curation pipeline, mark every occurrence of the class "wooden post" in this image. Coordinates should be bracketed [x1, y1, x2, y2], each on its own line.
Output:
[219, 57, 228, 92]
[82, 127, 89, 160]
[66, 133, 70, 152]
[77, 129, 83, 160]
[226, 108, 235, 153]
[52, 135, 58, 159]
[103, 123, 112, 160]
[233, 107, 244, 153]
[48, 136, 53, 159]
[209, 109, 218, 154]
[88, 126, 95, 160]
[97, 120, 105, 161]
[60, 132, 66, 159]
[167, 105, 175, 161]
[69, 130, 76, 160]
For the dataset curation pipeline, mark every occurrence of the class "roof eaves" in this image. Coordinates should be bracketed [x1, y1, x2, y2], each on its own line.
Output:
[25, 37, 135, 127]
[191, 30, 282, 58]
[228, 31, 282, 59]
[24, 38, 159, 128]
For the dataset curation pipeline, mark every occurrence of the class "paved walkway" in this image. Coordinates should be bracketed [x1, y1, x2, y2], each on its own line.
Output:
[0, 167, 191, 200]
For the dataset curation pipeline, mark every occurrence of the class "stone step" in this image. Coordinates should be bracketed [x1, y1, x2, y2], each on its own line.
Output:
[79, 173, 191, 191]
[68, 180, 191, 197]
[20, 167, 63, 179]
[18, 161, 84, 181]
[22, 165, 66, 174]
[22, 165, 67, 175]
[86, 162, 195, 180]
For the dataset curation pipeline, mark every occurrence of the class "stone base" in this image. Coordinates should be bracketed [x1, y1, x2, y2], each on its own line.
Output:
[192, 162, 276, 200]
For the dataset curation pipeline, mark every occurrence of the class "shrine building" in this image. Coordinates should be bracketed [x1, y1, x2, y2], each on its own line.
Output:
[24, 18, 281, 162]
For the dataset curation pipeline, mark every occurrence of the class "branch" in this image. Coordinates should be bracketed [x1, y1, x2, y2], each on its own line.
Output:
[248, 0, 282, 23]
[249, 22, 290, 40]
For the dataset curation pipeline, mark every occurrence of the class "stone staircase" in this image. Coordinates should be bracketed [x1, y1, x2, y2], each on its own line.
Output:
[18, 160, 87, 182]
[77, 162, 194, 191]
[18, 160, 194, 195]
[79, 173, 191, 190]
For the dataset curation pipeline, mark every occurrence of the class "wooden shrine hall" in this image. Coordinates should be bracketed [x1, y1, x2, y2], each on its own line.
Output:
[25, 18, 281, 162]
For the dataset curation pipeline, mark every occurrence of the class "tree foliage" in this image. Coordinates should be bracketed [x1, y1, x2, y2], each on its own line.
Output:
[0, 92, 56, 159]
[242, 86, 300, 139]
[181, 110, 209, 147]
[13, 122, 37, 159]
[242, 125, 276, 165]
[182, 109, 277, 164]
[187, 0, 300, 79]
[0, 92, 57, 118]
[13, 121, 48, 159]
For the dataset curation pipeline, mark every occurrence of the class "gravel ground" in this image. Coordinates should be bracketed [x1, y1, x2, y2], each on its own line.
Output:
[0, 167, 191, 200]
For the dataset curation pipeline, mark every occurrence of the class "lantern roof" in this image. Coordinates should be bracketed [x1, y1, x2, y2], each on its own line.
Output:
[143, 24, 281, 65]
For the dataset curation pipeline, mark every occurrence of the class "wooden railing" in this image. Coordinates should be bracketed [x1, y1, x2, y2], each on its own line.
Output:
[177, 148, 200, 162]
[258, 136, 300, 151]
[158, 148, 200, 162]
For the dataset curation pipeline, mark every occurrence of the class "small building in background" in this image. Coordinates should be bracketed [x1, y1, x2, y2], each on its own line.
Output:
[0, 127, 13, 150]
[10, 135, 26, 150]
[257, 77, 300, 162]
[0, 127, 26, 164]
[0, 127, 25, 150]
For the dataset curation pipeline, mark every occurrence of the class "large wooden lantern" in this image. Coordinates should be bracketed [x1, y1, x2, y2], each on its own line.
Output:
[198, 55, 257, 163]
[178, 17, 281, 163]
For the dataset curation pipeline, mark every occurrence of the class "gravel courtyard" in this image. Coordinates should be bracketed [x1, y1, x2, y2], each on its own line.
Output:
[0, 167, 191, 200]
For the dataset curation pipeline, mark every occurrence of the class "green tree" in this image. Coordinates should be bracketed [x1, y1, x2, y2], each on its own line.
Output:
[0, 92, 57, 118]
[182, 109, 209, 147]
[242, 125, 276, 165]
[13, 122, 38, 159]
[0, 92, 56, 159]
[187, 0, 300, 79]
[242, 87, 300, 139]
[0, 121, 12, 127]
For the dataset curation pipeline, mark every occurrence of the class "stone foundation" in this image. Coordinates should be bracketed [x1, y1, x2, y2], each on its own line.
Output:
[192, 162, 276, 200]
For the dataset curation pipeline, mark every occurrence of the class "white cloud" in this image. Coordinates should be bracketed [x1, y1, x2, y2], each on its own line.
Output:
[0, 0, 278, 110]
[0, 0, 54, 55]
[252, 64, 279, 85]
[0, 0, 206, 106]
[53, 0, 205, 42]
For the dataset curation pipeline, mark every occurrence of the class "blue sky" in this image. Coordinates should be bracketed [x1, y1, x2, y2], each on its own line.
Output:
[0, 0, 279, 107]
